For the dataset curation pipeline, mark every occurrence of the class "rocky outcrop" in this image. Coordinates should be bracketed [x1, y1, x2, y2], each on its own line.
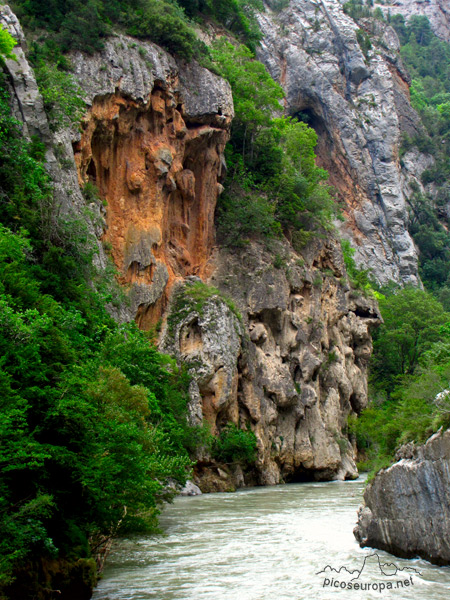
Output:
[381, 0, 450, 42]
[354, 428, 450, 565]
[71, 37, 233, 326]
[257, 0, 424, 286]
[162, 239, 380, 490]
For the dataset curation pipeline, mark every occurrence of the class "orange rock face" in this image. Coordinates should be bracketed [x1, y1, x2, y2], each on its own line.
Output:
[74, 87, 230, 328]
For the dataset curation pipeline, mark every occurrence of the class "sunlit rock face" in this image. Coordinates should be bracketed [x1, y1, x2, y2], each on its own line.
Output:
[256, 0, 426, 286]
[71, 38, 233, 326]
[355, 428, 450, 565]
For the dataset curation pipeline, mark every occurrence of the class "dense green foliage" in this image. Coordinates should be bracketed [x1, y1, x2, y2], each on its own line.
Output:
[0, 70, 200, 590]
[388, 16, 450, 299]
[178, 0, 262, 50]
[212, 423, 257, 465]
[211, 40, 336, 249]
[370, 288, 449, 393]
[11, 0, 262, 59]
[12, 0, 198, 57]
[354, 288, 450, 472]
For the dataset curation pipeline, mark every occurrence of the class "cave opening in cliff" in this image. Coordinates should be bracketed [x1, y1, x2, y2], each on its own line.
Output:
[292, 108, 325, 138]
[287, 470, 316, 483]
[291, 107, 333, 177]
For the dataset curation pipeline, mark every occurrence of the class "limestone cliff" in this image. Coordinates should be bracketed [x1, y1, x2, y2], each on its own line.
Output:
[71, 43, 233, 326]
[161, 239, 379, 490]
[354, 428, 450, 565]
[0, 4, 233, 326]
[1, 4, 383, 489]
[257, 0, 427, 286]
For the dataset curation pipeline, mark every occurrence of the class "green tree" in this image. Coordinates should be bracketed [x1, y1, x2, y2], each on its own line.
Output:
[0, 75, 196, 594]
[210, 39, 284, 162]
[370, 288, 450, 393]
[212, 40, 336, 247]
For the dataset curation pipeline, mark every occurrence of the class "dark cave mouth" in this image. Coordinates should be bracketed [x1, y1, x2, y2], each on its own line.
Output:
[291, 108, 326, 138]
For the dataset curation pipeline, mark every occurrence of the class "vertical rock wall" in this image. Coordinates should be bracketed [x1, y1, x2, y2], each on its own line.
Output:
[162, 239, 380, 490]
[71, 39, 233, 326]
[257, 0, 426, 286]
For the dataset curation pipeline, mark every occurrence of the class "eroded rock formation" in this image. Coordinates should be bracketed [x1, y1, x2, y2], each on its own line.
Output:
[0, 3, 233, 326]
[257, 0, 426, 286]
[1, 3, 383, 489]
[162, 239, 380, 491]
[354, 428, 450, 565]
[71, 38, 233, 326]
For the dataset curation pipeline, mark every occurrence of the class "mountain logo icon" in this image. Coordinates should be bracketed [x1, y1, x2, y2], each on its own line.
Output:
[317, 553, 422, 592]
[317, 552, 422, 581]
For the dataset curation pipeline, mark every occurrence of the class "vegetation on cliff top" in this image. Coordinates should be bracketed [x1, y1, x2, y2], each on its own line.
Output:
[10, 0, 262, 57]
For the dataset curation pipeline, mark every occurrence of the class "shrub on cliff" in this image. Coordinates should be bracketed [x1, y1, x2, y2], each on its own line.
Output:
[212, 423, 257, 465]
[211, 40, 336, 247]
[0, 25, 16, 59]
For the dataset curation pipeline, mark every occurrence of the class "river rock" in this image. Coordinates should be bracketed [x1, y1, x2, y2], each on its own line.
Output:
[179, 481, 202, 496]
[354, 428, 450, 565]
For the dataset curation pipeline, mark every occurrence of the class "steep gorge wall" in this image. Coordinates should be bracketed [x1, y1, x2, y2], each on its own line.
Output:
[1, 4, 383, 489]
[257, 0, 428, 286]
[161, 240, 379, 491]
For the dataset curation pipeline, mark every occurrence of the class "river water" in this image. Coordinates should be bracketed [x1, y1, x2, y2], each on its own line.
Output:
[93, 477, 449, 600]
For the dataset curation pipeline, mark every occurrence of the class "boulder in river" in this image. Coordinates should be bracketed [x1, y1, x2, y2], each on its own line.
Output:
[354, 427, 450, 565]
[180, 481, 202, 496]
